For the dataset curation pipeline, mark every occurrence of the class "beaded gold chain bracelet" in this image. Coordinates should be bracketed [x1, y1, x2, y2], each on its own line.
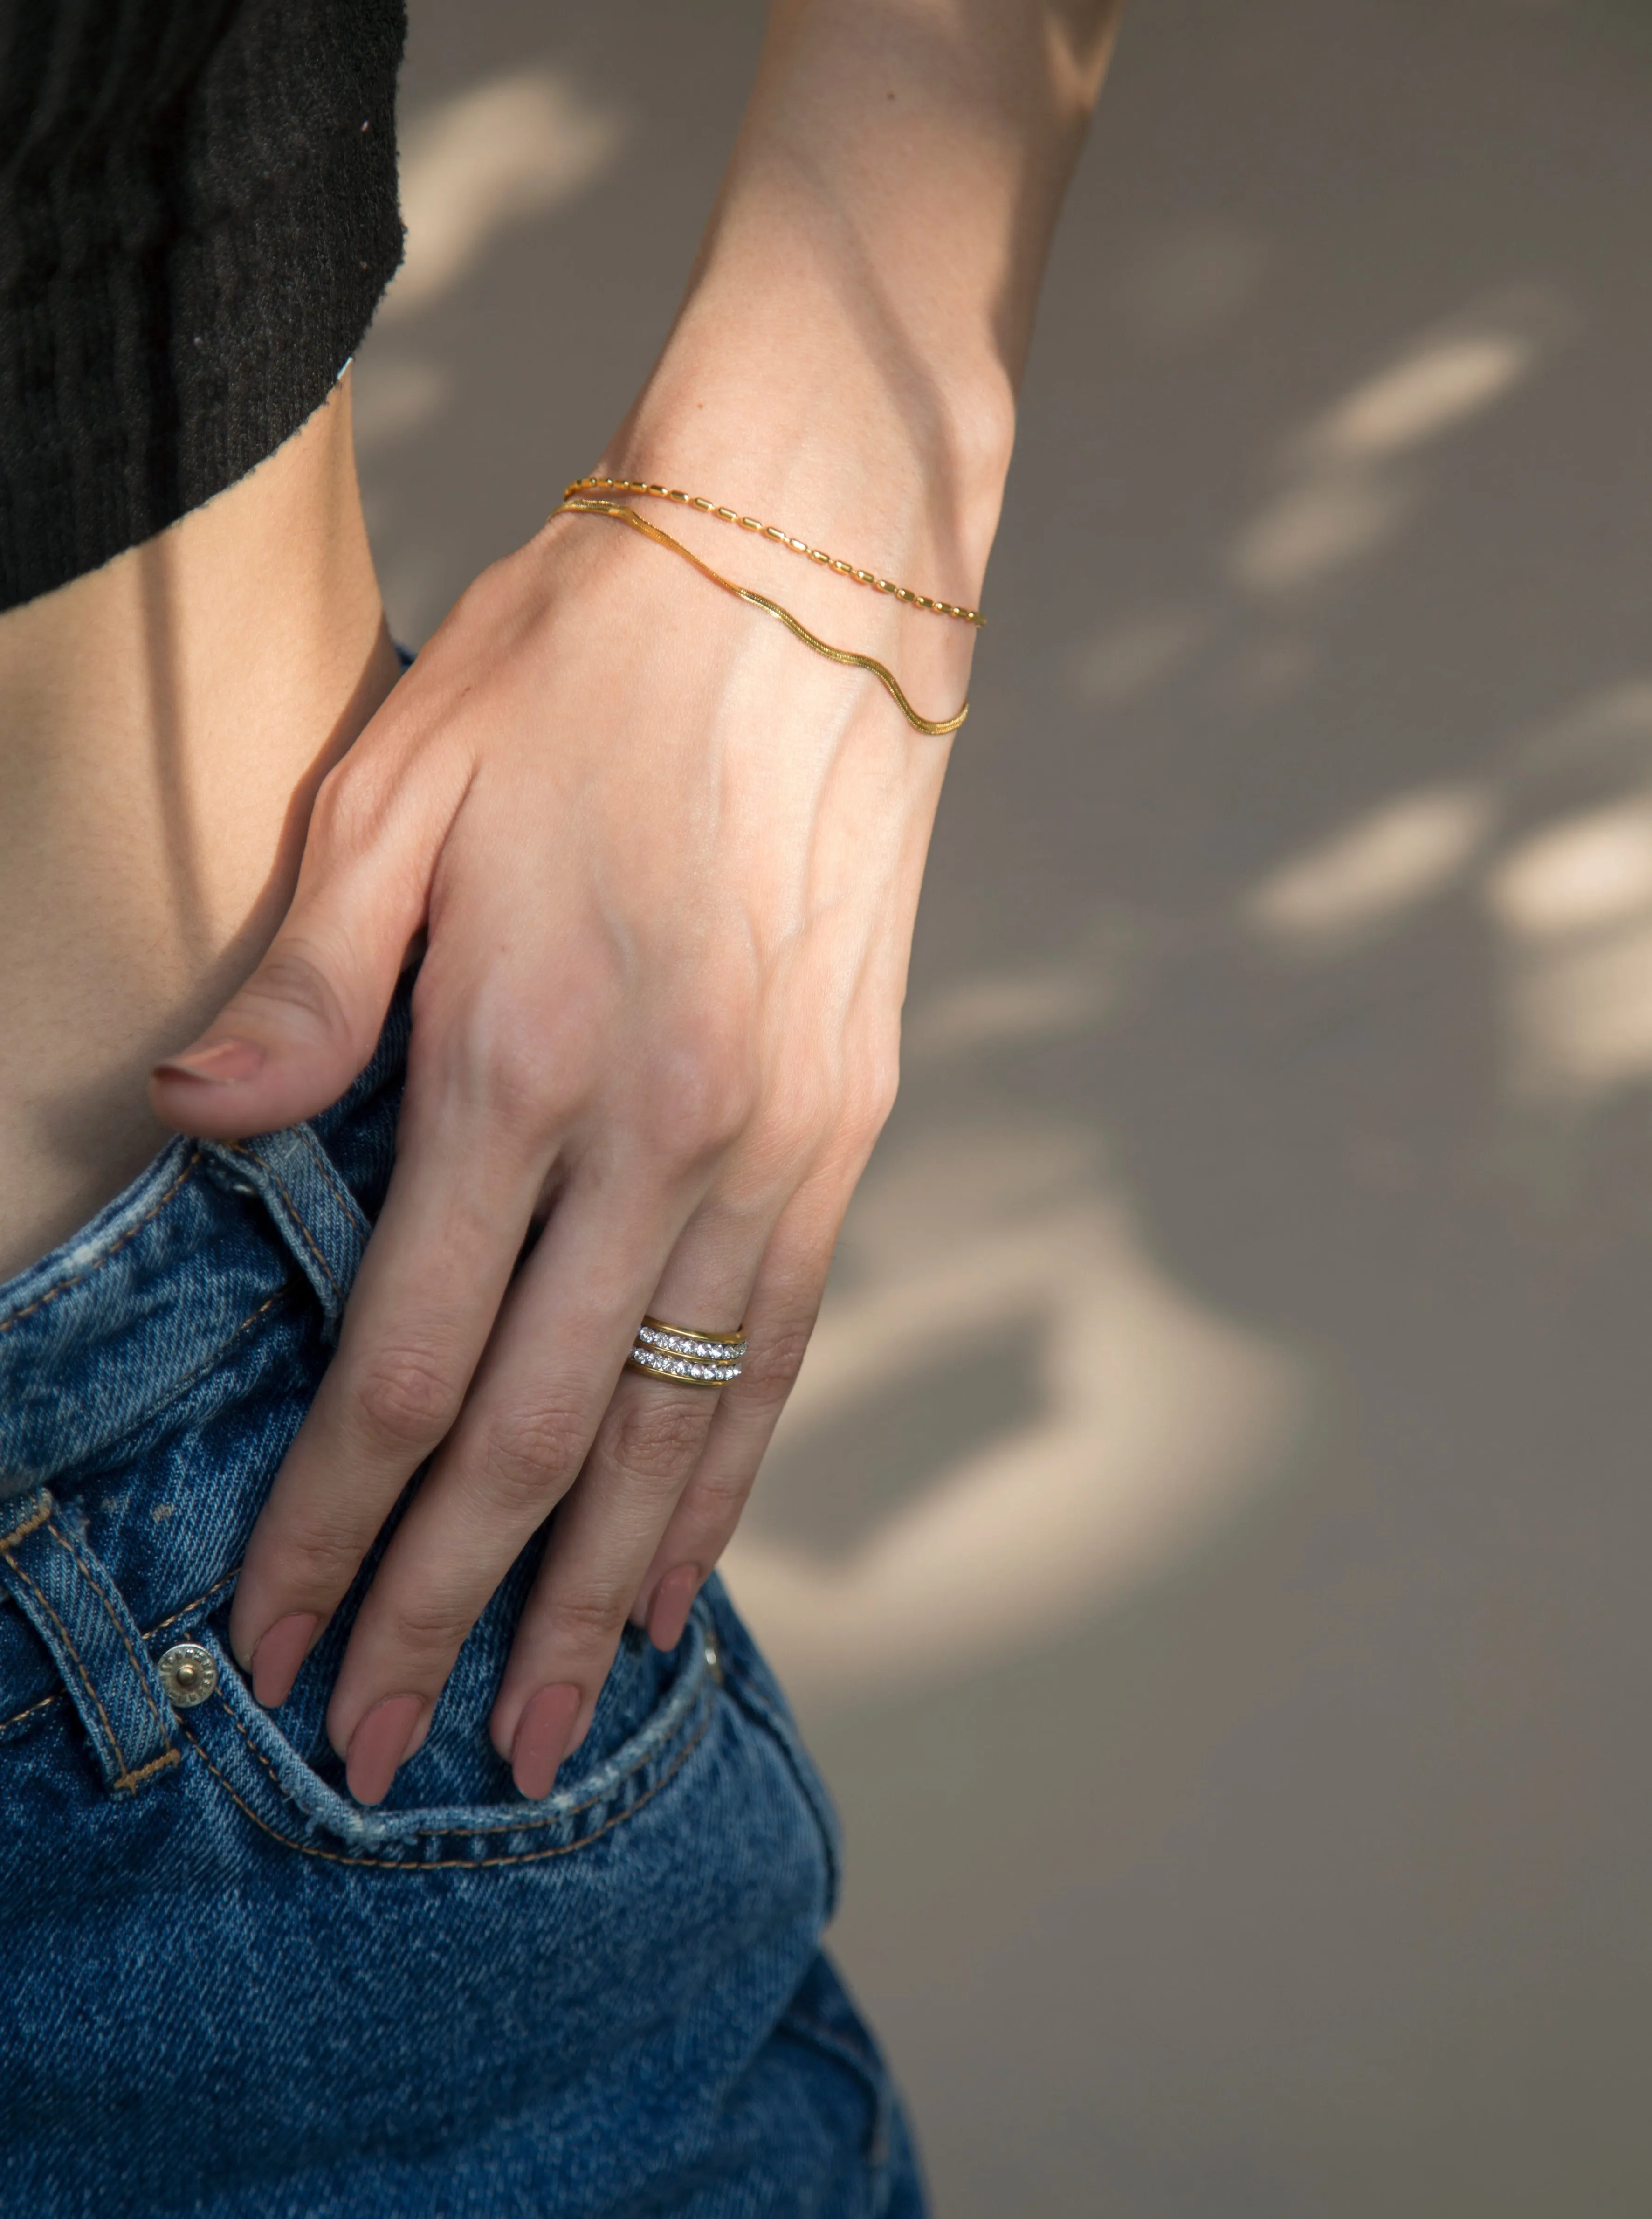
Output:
[563, 476, 986, 629]
[553, 495, 970, 736]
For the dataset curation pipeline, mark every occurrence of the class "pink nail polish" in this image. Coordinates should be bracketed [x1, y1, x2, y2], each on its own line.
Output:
[511, 1684, 581, 1800]
[152, 1038, 264, 1085]
[250, 1612, 319, 1708]
[344, 1693, 425, 1806]
[647, 1566, 701, 1654]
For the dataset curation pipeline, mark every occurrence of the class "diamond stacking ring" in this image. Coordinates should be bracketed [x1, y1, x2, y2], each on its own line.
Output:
[626, 1315, 749, 1388]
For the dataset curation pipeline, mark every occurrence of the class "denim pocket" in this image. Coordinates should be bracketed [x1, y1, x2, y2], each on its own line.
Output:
[705, 1577, 847, 1917]
[4, 1554, 854, 2216]
[179, 1566, 723, 1872]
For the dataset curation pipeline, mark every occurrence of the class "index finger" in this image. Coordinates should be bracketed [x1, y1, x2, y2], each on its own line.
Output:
[227, 1102, 546, 1703]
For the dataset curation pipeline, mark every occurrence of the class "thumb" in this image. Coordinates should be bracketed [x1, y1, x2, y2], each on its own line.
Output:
[151, 849, 427, 1142]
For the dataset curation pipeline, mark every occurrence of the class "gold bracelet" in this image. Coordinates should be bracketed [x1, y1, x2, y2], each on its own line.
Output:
[563, 476, 986, 629]
[553, 496, 970, 737]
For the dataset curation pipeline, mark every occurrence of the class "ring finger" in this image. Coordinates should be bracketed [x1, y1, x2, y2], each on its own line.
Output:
[488, 1251, 764, 1796]
[627, 1167, 848, 1639]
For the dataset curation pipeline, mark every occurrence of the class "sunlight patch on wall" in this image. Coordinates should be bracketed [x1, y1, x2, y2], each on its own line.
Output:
[1308, 332, 1540, 464]
[1239, 682, 1652, 1112]
[905, 962, 1116, 1063]
[1230, 471, 1417, 597]
[1245, 785, 1498, 955]
[1486, 791, 1652, 1103]
[1496, 917, 1652, 1104]
[722, 1123, 1308, 1712]
[1063, 606, 1212, 710]
[1487, 797, 1652, 943]
[383, 69, 626, 321]
[1229, 290, 1567, 600]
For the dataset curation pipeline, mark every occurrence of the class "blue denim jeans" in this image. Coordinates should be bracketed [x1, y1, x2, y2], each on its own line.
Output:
[0, 992, 924, 2218]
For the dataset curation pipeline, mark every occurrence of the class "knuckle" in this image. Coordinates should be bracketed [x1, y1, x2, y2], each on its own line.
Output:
[309, 751, 392, 848]
[603, 1392, 710, 1488]
[677, 1461, 755, 1528]
[636, 1027, 757, 1165]
[475, 1030, 574, 1144]
[351, 1343, 464, 1456]
[740, 1101, 825, 1186]
[475, 1399, 590, 1512]
[854, 1054, 901, 1143]
[740, 1317, 815, 1406]
[544, 1585, 631, 1656]
[749, 1063, 856, 1176]
[261, 1515, 365, 1601]
[423, 1027, 562, 1148]
[241, 942, 352, 1045]
[753, 1067, 896, 1185]
[414, 979, 603, 1145]
[833, 1045, 901, 1161]
[377, 1589, 475, 1668]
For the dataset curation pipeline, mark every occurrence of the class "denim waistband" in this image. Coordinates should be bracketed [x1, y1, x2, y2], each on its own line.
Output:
[0, 990, 410, 1498]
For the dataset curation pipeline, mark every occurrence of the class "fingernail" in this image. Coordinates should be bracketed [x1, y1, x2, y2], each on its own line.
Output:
[344, 1693, 425, 1806]
[152, 1038, 264, 1085]
[647, 1565, 701, 1653]
[511, 1683, 581, 1800]
[250, 1612, 319, 1708]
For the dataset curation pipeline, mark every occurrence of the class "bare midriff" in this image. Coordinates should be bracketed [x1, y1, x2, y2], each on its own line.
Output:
[0, 372, 401, 1282]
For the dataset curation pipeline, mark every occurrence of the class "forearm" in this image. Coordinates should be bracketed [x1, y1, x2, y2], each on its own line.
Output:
[606, 0, 1127, 598]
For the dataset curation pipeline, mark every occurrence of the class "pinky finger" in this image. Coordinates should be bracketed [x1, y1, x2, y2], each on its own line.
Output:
[630, 1192, 840, 1650]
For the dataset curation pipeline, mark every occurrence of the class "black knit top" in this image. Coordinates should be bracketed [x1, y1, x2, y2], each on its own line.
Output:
[0, 0, 406, 613]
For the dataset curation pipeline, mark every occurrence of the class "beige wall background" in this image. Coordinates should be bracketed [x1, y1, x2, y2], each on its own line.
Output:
[356, 4, 1652, 2210]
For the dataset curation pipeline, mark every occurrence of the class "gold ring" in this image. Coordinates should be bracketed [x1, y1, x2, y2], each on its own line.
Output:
[626, 1314, 748, 1388]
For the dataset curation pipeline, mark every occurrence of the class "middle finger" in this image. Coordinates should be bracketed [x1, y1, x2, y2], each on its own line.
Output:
[320, 1165, 695, 1795]
[487, 1270, 759, 1794]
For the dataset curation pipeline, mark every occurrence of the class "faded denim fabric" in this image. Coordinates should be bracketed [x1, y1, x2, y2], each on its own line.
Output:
[0, 992, 925, 2218]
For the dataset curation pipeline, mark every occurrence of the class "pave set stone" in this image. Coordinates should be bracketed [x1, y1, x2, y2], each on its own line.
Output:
[628, 1349, 743, 1385]
[628, 1318, 747, 1386]
[635, 1323, 748, 1361]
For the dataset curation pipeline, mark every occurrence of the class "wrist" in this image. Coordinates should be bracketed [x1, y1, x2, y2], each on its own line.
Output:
[599, 277, 1015, 611]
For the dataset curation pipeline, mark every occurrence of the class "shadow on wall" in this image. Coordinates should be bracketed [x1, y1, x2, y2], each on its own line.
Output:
[730, 279, 1652, 1715]
[353, 66, 627, 465]
[356, 7, 1652, 1746]
[725, 1111, 1311, 1714]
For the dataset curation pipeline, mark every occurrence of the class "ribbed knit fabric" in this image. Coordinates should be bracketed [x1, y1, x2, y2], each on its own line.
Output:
[0, 0, 406, 612]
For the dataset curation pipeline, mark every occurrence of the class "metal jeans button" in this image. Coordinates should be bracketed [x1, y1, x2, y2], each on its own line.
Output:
[157, 1642, 218, 1708]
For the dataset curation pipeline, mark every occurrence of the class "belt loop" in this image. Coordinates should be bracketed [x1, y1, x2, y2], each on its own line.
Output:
[203, 1123, 372, 1341]
[0, 1489, 180, 1794]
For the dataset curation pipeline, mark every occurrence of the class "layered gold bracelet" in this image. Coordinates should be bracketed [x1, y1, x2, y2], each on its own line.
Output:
[552, 482, 977, 737]
[563, 477, 986, 628]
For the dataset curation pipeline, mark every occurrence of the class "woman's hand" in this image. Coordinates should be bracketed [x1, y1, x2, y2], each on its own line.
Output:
[150, 0, 1124, 1802]
[154, 469, 975, 1801]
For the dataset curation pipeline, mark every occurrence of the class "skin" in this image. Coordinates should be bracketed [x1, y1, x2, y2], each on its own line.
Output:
[0, 377, 399, 1284]
[3, 0, 1126, 1807]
